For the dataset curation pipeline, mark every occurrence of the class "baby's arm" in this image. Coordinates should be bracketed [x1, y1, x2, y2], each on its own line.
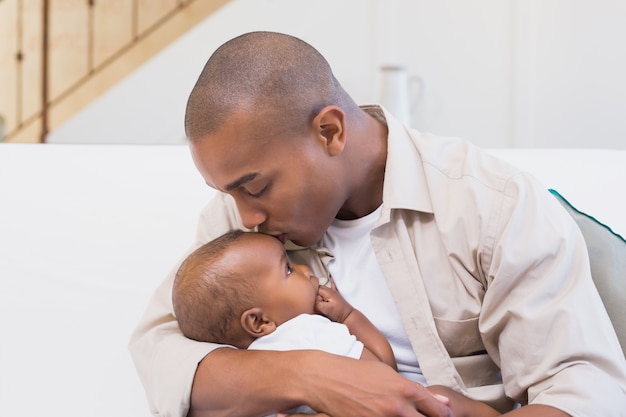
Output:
[315, 283, 397, 369]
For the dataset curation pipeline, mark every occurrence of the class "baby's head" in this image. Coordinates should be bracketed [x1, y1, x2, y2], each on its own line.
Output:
[172, 230, 320, 348]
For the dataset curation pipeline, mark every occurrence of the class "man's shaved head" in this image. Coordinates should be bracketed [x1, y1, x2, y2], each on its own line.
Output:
[184, 31, 357, 142]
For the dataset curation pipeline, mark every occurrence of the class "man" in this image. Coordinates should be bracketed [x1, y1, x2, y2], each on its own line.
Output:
[130, 31, 626, 417]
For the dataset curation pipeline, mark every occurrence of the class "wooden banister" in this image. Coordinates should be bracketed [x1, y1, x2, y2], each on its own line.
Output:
[0, 0, 229, 143]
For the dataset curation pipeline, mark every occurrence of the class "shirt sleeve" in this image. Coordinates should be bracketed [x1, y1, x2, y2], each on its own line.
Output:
[128, 193, 245, 417]
[480, 173, 626, 415]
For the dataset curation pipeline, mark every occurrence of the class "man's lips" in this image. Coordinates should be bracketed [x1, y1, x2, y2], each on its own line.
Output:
[259, 227, 287, 243]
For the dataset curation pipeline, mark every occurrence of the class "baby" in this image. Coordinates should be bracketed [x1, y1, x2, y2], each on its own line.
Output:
[172, 230, 499, 417]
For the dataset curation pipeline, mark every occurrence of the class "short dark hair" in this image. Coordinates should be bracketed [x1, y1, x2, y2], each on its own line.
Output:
[172, 230, 257, 346]
[184, 31, 358, 142]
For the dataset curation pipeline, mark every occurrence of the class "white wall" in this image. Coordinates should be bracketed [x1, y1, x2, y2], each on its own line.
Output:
[47, 0, 626, 149]
[516, 0, 626, 148]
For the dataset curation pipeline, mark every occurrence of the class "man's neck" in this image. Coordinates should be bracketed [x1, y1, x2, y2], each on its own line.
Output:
[336, 108, 388, 220]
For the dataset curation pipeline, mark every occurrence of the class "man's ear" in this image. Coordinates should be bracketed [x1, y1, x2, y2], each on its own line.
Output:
[312, 105, 346, 157]
[240, 307, 277, 338]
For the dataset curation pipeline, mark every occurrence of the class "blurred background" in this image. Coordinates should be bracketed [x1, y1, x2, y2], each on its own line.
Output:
[1, 0, 625, 149]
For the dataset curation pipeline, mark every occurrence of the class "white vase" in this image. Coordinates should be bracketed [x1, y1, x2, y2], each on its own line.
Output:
[379, 66, 422, 127]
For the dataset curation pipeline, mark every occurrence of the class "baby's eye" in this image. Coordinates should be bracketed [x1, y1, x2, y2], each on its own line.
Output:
[286, 264, 293, 275]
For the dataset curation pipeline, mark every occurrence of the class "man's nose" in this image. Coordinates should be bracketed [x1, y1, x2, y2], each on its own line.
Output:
[235, 200, 267, 229]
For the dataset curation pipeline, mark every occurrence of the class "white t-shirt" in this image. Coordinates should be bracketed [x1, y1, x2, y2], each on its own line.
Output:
[323, 206, 427, 385]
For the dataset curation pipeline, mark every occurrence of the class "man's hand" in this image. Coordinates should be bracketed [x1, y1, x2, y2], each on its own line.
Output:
[301, 352, 455, 417]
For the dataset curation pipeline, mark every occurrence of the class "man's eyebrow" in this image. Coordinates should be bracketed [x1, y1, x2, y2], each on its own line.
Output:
[225, 173, 259, 191]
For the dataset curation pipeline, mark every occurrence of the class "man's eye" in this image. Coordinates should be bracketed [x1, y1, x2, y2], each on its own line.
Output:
[286, 264, 293, 275]
[244, 185, 268, 198]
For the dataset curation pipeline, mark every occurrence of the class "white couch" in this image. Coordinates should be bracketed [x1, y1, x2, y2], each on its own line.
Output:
[1, 143, 624, 417]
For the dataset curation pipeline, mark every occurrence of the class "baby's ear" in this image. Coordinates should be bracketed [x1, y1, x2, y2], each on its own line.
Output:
[241, 307, 277, 338]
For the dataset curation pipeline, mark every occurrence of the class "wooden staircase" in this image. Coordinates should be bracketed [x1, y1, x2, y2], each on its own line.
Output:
[0, 0, 229, 143]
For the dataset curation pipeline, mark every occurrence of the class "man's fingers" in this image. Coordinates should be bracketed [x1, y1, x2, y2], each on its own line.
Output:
[411, 383, 456, 417]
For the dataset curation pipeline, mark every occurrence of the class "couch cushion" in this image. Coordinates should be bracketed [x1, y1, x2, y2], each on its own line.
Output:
[550, 189, 626, 356]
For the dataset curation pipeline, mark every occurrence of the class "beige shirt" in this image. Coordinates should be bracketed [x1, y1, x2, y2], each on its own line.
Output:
[129, 106, 626, 416]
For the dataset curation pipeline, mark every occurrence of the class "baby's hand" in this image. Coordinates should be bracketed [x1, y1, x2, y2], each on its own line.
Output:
[314, 278, 354, 323]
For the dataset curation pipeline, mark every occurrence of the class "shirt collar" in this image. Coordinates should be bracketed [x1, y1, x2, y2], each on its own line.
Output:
[362, 105, 434, 216]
